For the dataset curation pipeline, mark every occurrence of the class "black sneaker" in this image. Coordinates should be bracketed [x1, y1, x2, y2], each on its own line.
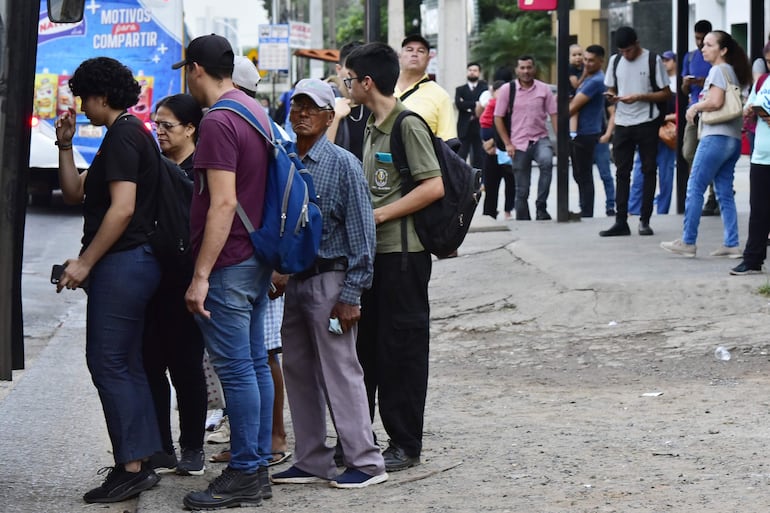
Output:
[638, 221, 654, 236]
[599, 221, 631, 237]
[257, 465, 272, 499]
[382, 443, 420, 472]
[730, 262, 763, 276]
[176, 447, 205, 476]
[183, 466, 261, 510]
[83, 464, 160, 504]
[148, 450, 178, 472]
[535, 209, 552, 221]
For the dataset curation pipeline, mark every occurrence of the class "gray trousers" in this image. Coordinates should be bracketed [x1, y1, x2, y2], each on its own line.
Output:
[281, 271, 385, 478]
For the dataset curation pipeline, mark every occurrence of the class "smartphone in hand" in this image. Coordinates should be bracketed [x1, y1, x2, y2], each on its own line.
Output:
[51, 263, 89, 289]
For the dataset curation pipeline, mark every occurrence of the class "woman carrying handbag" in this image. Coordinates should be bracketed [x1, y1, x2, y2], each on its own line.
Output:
[660, 30, 751, 258]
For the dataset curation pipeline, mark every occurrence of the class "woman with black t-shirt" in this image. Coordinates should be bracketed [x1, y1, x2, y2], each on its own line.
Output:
[55, 57, 163, 504]
[143, 94, 208, 476]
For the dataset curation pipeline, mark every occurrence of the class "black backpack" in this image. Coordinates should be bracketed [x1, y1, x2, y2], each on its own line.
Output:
[494, 80, 516, 150]
[147, 152, 194, 273]
[390, 110, 482, 258]
[612, 50, 668, 123]
[118, 113, 193, 274]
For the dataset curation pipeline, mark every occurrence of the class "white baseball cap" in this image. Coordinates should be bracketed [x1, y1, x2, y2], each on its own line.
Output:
[232, 56, 261, 93]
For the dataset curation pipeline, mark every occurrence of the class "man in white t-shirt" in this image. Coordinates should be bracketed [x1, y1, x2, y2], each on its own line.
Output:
[600, 26, 670, 237]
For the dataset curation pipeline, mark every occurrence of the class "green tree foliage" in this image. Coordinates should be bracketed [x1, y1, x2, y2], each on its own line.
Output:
[336, 2, 365, 44]
[470, 16, 555, 80]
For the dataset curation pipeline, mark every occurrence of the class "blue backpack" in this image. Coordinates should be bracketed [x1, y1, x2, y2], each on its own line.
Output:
[208, 98, 322, 274]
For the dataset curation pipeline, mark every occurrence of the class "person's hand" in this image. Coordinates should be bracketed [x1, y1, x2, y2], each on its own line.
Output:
[599, 132, 611, 144]
[185, 276, 211, 319]
[686, 105, 698, 124]
[505, 144, 516, 158]
[54, 107, 76, 144]
[55, 257, 91, 293]
[329, 302, 361, 333]
[616, 94, 639, 104]
[269, 272, 289, 299]
[333, 97, 351, 119]
[482, 138, 496, 155]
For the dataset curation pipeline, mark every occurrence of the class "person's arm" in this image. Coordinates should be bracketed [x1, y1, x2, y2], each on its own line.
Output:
[57, 180, 135, 291]
[54, 107, 87, 204]
[494, 115, 514, 156]
[599, 104, 615, 144]
[373, 175, 443, 225]
[436, 92, 458, 142]
[686, 84, 725, 123]
[326, 98, 351, 143]
[569, 92, 591, 117]
[330, 157, 377, 332]
[185, 169, 237, 319]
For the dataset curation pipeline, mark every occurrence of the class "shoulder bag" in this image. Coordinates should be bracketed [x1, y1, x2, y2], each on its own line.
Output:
[701, 65, 743, 125]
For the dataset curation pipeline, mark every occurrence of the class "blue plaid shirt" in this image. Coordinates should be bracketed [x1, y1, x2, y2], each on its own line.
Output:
[302, 136, 376, 305]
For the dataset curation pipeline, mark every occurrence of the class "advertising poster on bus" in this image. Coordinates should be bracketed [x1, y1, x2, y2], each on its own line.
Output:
[34, 0, 184, 165]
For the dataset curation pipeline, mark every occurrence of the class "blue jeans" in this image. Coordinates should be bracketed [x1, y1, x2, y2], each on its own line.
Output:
[512, 137, 553, 218]
[594, 142, 615, 212]
[682, 135, 741, 247]
[629, 142, 676, 215]
[86, 244, 161, 464]
[195, 255, 273, 472]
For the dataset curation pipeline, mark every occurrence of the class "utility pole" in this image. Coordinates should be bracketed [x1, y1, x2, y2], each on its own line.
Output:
[365, 0, 380, 43]
[309, 0, 323, 78]
[437, 0, 466, 92]
[0, 0, 40, 379]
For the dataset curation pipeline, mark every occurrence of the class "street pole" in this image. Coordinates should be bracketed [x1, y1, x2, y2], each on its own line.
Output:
[365, 0, 380, 43]
[0, 0, 40, 379]
[388, 0, 404, 50]
[555, 0, 571, 222]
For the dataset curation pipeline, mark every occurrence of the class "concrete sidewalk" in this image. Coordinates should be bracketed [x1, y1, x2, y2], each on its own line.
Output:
[1, 155, 762, 512]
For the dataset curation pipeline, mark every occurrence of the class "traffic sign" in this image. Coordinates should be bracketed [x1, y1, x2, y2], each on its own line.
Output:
[258, 24, 290, 72]
[518, 0, 558, 10]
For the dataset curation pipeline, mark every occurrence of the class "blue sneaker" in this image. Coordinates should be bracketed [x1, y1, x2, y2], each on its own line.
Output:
[330, 468, 388, 489]
[270, 465, 327, 484]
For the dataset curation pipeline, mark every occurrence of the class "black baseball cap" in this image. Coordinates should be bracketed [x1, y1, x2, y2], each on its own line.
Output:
[172, 34, 234, 71]
[401, 34, 430, 50]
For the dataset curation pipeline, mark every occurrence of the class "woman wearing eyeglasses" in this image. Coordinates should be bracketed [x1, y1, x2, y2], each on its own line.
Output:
[143, 94, 209, 477]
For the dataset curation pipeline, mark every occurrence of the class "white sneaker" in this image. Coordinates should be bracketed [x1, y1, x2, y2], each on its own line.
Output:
[206, 416, 230, 444]
[205, 409, 224, 431]
[709, 245, 742, 258]
[660, 239, 696, 257]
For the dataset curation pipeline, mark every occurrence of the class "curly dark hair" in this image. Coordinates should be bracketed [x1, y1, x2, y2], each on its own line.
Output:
[69, 57, 141, 110]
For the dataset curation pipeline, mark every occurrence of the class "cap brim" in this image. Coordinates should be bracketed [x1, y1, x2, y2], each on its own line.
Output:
[171, 59, 188, 70]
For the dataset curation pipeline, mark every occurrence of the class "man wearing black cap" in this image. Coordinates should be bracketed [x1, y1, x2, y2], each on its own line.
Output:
[395, 34, 457, 145]
[175, 34, 274, 510]
[600, 26, 670, 237]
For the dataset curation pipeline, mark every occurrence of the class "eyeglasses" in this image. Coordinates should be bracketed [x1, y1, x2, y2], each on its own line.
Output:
[289, 102, 333, 115]
[343, 76, 366, 89]
[153, 120, 183, 131]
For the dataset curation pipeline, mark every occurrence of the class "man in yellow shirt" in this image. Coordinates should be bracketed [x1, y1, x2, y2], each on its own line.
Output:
[395, 34, 458, 146]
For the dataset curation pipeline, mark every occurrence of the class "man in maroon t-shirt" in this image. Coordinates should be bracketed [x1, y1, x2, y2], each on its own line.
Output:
[174, 34, 273, 510]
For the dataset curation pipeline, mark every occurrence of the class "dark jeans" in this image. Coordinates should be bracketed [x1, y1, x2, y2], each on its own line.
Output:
[143, 272, 207, 454]
[743, 163, 770, 267]
[570, 134, 600, 217]
[457, 125, 484, 171]
[482, 152, 515, 218]
[357, 251, 431, 458]
[612, 120, 659, 223]
[86, 244, 162, 464]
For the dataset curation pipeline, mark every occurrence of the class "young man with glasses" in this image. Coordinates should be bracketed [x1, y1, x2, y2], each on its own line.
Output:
[344, 42, 444, 472]
[269, 78, 385, 489]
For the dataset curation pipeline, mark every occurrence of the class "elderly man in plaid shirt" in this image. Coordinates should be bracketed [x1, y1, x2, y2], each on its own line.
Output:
[269, 79, 386, 489]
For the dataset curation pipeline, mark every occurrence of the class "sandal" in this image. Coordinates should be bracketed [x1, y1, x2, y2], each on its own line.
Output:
[268, 451, 292, 466]
[209, 450, 231, 463]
